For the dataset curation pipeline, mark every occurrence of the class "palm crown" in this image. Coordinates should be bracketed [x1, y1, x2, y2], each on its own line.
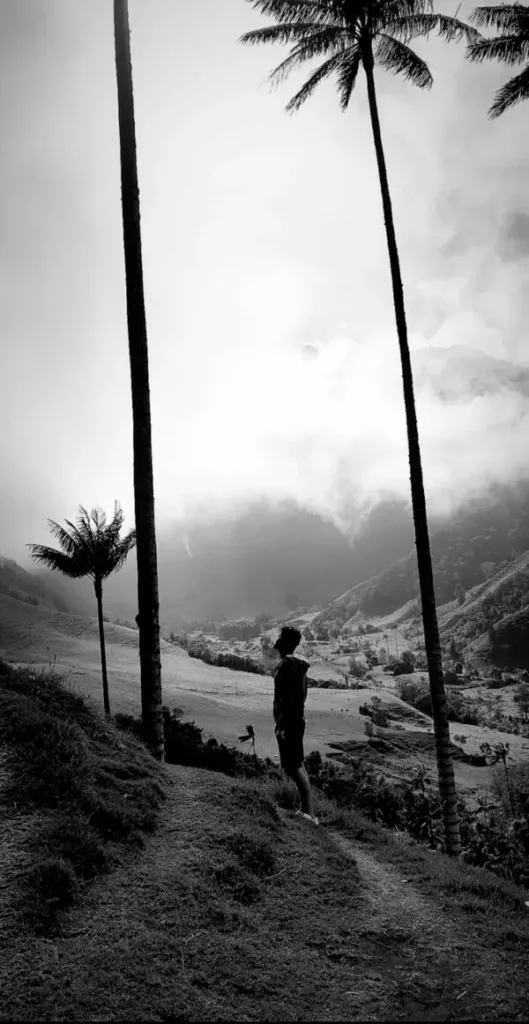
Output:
[240, 0, 478, 110]
[28, 503, 136, 586]
[467, 3, 529, 117]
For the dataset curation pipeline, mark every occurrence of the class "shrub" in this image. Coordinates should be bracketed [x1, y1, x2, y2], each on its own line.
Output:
[304, 750, 529, 885]
[116, 707, 283, 783]
[348, 656, 367, 679]
[395, 676, 429, 707]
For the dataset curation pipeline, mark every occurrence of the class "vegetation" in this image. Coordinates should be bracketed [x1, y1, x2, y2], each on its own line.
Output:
[186, 637, 269, 675]
[28, 504, 135, 716]
[113, 0, 164, 761]
[468, 2, 529, 117]
[115, 706, 282, 781]
[218, 620, 263, 640]
[0, 660, 165, 934]
[304, 749, 529, 889]
[313, 489, 529, 630]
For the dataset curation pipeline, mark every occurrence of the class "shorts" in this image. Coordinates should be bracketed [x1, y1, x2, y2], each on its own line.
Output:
[275, 722, 305, 776]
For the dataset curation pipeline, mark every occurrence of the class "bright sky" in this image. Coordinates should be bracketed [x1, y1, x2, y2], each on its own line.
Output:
[2, 0, 529, 558]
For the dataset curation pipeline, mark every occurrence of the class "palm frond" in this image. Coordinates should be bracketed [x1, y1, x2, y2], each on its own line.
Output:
[389, 13, 480, 45]
[105, 502, 125, 545]
[467, 33, 529, 65]
[375, 34, 432, 87]
[284, 49, 347, 110]
[100, 530, 136, 579]
[240, 22, 324, 47]
[45, 519, 79, 557]
[67, 508, 95, 551]
[470, 4, 529, 33]
[27, 544, 88, 578]
[336, 46, 362, 108]
[385, 0, 436, 14]
[269, 27, 350, 85]
[245, 0, 346, 27]
[489, 61, 529, 116]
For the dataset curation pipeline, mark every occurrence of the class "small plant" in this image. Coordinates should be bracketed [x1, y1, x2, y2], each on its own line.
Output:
[480, 742, 515, 817]
[238, 724, 256, 757]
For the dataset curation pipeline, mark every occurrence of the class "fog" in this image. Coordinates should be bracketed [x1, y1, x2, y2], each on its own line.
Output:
[1, 0, 529, 562]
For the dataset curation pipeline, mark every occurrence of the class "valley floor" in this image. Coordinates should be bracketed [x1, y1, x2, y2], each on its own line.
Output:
[2, 595, 529, 804]
[2, 764, 528, 1022]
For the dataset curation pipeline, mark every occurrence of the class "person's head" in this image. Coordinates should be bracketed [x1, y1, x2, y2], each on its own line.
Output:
[273, 626, 302, 657]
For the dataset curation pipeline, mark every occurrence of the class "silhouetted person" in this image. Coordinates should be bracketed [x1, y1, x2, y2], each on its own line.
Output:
[273, 626, 318, 824]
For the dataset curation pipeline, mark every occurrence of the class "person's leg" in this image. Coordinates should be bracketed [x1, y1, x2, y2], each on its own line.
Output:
[290, 764, 316, 818]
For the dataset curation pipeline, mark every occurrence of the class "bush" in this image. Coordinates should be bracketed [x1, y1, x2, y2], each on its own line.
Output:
[348, 656, 367, 679]
[187, 642, 267, 675]
[116, 707, 283, 783]
[395, 676, 429, 707]
[304, 750, 529, 885]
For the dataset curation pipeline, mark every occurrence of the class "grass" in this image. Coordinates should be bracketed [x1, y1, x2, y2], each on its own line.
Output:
[2, 659, 529, 1020]
[0, 658, 167, 934]
[4, 763, 528, 1021]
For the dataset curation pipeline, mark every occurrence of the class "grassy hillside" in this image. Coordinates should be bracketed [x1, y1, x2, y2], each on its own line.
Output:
[312, 483, 529, 631]
[2, 664, 529, 1022]
[0, 659, 167, 935]
[0, 556, 91, 616]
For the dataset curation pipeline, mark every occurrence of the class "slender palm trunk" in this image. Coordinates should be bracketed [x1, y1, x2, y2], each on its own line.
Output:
[362, 41, 461, 855]
[113, 0, 165, 761]
[94, 578, 111, 716]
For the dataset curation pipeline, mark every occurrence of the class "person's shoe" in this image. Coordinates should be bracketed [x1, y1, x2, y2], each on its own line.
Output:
[295, 810, 319, 825]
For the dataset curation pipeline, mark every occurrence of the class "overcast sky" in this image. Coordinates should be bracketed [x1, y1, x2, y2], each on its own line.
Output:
[1, 0, 529, 560]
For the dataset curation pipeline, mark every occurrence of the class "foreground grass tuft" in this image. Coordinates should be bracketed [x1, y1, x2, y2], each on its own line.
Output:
[0, 661, 167, 933]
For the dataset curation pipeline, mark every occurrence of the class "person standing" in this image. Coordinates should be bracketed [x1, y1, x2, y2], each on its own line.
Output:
[273, 626, 318, 824]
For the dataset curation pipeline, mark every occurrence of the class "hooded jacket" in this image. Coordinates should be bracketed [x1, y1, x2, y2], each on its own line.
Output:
[273, 654, 310, 731]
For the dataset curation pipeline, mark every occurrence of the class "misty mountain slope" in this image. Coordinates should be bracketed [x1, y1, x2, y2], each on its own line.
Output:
[434, 550, 529, 667]
[312, 482, 529, 631]
[0, 556, 91, 616]
[99, 499, 416, 624]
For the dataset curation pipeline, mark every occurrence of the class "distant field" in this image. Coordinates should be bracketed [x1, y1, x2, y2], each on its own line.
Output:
[2, 594, 527, 801]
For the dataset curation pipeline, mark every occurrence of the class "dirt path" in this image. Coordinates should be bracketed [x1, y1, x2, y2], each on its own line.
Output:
[325, 830, 482, 1021]
[1, 765, 527, 1022]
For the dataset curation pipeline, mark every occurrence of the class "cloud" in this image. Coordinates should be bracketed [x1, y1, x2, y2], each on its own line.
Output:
[2, 0, 529, 560]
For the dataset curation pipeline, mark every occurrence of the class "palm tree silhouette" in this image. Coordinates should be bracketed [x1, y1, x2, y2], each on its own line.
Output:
[113, 0, 164, 760]
[28, 503, 135, 717]
[467, 3, 529, 117]
[240, 0, 478, 856]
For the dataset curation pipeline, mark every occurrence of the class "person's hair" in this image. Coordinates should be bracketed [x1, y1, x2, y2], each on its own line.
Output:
[274, 626, 301, 653]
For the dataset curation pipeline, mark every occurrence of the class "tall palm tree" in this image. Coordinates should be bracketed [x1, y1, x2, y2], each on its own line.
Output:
[467, 3, 529, 117]
[241, 0, 478, 856]
[28, 503, 135, 716]
[113, 0, 165, 760]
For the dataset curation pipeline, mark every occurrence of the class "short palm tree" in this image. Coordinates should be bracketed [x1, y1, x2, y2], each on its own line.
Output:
[241, 0, 478, 856]
[28, 503, 135, 716]
[467, 3, 529, 117]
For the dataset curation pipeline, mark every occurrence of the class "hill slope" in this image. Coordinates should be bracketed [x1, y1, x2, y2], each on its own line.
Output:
[0, 556, 91, 616]
[312, 482, 529, 634]
[3, 746, 529, 1021]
